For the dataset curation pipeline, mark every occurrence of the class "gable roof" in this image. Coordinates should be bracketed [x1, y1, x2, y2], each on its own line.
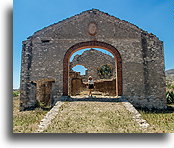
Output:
[29, 9, 159, 40]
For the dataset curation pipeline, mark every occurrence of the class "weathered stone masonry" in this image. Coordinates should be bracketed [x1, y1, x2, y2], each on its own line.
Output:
[20, 9, 166, 110]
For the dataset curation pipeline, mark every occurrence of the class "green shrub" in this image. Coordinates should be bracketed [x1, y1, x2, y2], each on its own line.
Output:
[35, 100, 51, 110]
[13, 91, 20, 97]
[166, 91, 174, 104]
[170, 85, 174, 89]
[167, 83, 174, 90]
[166, 80, 174, 91]
[97, 64, 113, 79]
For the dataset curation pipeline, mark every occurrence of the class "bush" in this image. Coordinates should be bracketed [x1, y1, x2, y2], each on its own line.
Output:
[170, 85, 174, 90]
[97, 64, 113, 79]
[167, 83, 174, 90]
[13, 91, 20, 97]
[166, 91, 174, 104]
[166, 80, 174, 92]
[35, 100, 51, 110]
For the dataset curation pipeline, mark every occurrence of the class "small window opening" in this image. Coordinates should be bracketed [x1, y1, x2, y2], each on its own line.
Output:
[41, 39, 50, 43]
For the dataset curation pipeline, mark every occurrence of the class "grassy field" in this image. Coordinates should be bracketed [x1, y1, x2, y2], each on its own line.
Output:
[139, 108, 174, 133]
[13, 97, 173, 133]
[13, 97, 48, 133]
[44, 101, 148, 133]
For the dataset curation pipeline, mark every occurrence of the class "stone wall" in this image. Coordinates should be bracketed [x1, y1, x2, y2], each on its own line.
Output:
[94, 79, 116, 96]
[69, 71, 85, 95]
[70, 48, 115, 81]
[69, 71, 116, 96]
[20, 9, 166, 110]
[71, 78, 86, 96]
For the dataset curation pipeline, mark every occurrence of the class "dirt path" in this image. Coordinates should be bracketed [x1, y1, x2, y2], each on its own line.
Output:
[43, 101, 148, 133]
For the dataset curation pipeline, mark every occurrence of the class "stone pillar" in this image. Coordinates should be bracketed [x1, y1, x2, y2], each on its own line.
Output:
[141, 33, 166, 109]
[20, 39, 36, 111]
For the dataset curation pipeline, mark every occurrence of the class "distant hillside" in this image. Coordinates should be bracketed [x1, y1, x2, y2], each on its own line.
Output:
[165, 69, 174, 82]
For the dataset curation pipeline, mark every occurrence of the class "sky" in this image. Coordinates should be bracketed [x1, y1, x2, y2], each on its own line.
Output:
[13, 0, 173, 89]
[70, 48, 114, 75]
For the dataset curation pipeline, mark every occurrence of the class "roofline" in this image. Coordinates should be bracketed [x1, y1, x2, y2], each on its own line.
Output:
[28, 9, 161, 41]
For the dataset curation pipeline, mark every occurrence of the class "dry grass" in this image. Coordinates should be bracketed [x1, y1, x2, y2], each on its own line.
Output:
[44, 101, 146, 133]
[139, 108, 174, 133]
[13, 96, 173, 133]
[13, 97, 48, 133]
[140, 81, 174, 133]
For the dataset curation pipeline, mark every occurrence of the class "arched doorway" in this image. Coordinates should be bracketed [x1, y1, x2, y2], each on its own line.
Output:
[63, 41, 122, 96]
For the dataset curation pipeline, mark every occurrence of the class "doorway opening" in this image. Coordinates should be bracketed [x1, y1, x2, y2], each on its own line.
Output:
[34, 78, 55, 107]
[63, 41, 122, 97]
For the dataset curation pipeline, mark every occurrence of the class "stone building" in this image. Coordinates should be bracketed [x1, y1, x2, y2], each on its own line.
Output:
[20, 9, 166, 110]
[70, 48, 115, 81]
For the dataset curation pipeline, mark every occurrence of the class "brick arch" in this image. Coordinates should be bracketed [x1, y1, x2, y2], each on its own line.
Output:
[63, 41, 122, 96]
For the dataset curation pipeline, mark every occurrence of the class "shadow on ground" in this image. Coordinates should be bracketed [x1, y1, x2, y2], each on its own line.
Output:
[136, 105, 174, 114]
[60, 96, 127, 102]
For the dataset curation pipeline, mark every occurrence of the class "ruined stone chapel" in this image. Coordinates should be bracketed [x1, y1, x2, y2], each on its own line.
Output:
[20, 9, 166, 110]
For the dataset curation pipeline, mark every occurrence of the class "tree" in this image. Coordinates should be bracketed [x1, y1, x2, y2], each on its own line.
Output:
[97, 64, 113, 79]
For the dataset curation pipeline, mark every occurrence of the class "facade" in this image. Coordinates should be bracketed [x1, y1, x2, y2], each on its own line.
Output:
[20, 9, 166, 110]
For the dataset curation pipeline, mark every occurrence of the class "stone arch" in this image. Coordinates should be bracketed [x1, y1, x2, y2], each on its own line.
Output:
[63, 41, 122, 96]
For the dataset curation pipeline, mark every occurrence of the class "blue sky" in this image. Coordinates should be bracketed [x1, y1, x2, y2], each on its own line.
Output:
[70, 48, 114, 75]
[13, 0, 173, 89]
